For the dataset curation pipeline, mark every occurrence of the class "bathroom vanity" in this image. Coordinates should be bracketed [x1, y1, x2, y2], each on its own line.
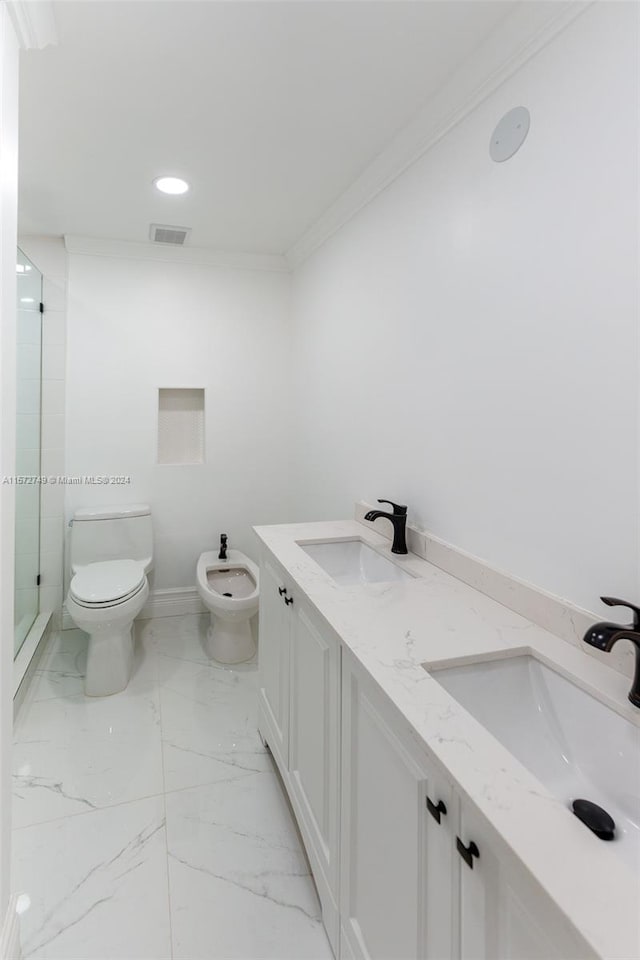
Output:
[254, 519, 640, 960]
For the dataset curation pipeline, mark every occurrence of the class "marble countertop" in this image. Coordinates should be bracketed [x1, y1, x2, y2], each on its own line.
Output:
[253, 519, 640, 960]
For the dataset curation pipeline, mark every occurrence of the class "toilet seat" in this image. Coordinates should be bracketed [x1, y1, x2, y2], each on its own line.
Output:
[70, 559, 146, 608]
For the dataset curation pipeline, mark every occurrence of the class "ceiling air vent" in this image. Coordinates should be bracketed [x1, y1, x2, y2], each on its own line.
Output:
[149, 223, 191, 245]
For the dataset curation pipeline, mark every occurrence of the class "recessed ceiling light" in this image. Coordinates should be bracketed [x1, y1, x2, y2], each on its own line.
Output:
[154, 176, 189, 196]
[16, 264, 32, 273]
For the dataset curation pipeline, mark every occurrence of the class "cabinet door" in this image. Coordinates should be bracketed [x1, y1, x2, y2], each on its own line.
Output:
[289, 597, 341, 902]
[257, 555, 291, 766]
[341, 653, 453, 960]
[458, 802, 595, 960]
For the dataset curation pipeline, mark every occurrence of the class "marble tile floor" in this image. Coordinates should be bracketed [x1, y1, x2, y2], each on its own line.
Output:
[12, 615, 333, 960]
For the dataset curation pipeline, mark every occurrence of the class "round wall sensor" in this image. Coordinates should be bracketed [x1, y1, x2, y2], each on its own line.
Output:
[489, 106, 530, 162]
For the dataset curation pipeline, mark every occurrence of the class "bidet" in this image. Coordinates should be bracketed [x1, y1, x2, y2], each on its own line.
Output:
[196, 549, 259, 663]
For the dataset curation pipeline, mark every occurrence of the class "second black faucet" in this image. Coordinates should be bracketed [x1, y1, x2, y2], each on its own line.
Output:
[582, 597, 640, 708]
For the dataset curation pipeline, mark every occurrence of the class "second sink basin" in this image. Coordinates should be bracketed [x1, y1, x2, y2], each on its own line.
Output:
[430, 654, 640, 870]
[298, 538, 414, 586]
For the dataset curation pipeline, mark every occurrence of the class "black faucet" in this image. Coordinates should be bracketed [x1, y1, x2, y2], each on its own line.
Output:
[218, 534, 228, 561]
[582, 597, 640, 708]
[363, 499, 408, 555]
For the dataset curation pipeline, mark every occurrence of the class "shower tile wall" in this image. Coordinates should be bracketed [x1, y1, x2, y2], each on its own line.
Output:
[19, 237, 67, 628]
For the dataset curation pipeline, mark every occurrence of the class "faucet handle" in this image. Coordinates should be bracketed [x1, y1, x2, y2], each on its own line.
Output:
[600, 597, 640, 629]
[377, 499, 407, 516]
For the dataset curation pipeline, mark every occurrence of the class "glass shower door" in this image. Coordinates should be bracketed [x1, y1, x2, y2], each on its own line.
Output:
[14, 249, 43, 657]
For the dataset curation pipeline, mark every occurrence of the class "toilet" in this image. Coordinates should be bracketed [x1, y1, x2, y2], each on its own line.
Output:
[66, 504, 153, 696]
[196, 549, 259, 663]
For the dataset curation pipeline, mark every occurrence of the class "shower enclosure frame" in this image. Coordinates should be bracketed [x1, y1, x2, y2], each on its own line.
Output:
[13, 247, 52, 700]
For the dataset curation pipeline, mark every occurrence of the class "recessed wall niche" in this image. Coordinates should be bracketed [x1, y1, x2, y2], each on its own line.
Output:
[157, 388, 205, 465]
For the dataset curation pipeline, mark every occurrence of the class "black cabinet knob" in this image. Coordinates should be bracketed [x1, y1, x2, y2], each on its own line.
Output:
[456, 837, 480, 869]
[284, 596, 294, 606]
[426, 797, 447, 823]
[278, 586, 287, 596]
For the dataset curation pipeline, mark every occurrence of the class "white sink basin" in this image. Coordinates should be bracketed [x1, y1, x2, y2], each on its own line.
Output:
[298, 539, 414, 586]
[431, 654, 640, 870]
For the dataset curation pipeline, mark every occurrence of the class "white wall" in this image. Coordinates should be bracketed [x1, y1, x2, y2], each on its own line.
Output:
[0, 0, 20, 931]
[291, 2, 639, 616]
[66, 252, 291, 590]
[19, 236, 68, 627]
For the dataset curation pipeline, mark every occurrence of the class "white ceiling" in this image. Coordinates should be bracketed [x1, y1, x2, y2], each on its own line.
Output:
[18, 1, 516, 255]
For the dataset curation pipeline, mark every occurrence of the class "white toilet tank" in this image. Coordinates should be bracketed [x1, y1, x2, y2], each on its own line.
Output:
[70, 504, 153, 573]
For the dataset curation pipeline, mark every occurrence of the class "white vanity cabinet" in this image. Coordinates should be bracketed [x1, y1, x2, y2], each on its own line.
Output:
[257, 536, 600, 960]
[288, 594, 342, 948]
[257, 547, 342, 952]
[457, 802, 595, 960]
[340, 650, 454, 960]
[258, 553, 292, 769]
[340, 652, 594, 960]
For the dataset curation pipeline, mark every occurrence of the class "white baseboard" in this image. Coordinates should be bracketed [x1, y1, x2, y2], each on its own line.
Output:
[62, 586, 206, 630]
[0, 897, 22, 960]
[138, 587, 206, 620]
[355, 500, 634, 680]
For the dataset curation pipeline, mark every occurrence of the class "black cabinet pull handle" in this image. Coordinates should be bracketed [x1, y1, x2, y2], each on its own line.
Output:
[426, 797, 447, 823]
[284, 596, 294, 606]
[456, 837, 479, 869]
[278, 586, 287, 596]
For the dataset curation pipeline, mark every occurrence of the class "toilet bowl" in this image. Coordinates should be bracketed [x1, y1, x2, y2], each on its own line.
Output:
[67, 561, 149, 696]
[196, 549, 259, 663]
[66, 505, 154, 696]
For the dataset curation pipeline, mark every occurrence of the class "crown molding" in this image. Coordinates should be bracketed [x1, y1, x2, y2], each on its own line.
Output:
[6, 0, 57, 50]
[286, 1, 592, 269]
[64, 235, 289, 273]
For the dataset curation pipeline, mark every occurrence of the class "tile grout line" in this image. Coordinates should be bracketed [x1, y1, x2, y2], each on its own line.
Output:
[161, 766, 268, 800]
[152, 638, 176, 960]
[12, 788, 167, 833]
[13, 759, 271, 836]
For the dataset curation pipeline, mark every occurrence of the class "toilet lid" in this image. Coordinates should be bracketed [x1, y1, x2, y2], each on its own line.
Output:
[70, 559, 145, 604]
